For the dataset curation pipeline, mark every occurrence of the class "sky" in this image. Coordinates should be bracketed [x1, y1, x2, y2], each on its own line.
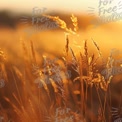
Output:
[0, 0, 122, 16]
[0, 0, 98, 14]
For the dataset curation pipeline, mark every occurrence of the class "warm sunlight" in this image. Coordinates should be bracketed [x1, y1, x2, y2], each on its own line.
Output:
[0, 0, 122, 122]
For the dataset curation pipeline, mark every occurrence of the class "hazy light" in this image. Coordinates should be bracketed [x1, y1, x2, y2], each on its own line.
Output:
[0, 0, 98, 14]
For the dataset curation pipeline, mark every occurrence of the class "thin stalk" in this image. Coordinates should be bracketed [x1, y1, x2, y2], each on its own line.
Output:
[90, 85, 93, 122]
[85, 81, 88, 119]
[39, 88, 40, 105]
[103, 92, 107, 116]
[108, 84, 112, 122]
[95, 84, 106, 122]
[11, 68, 23, 106]
[119, 90, 122, 110]
[79, 54, 85, 117]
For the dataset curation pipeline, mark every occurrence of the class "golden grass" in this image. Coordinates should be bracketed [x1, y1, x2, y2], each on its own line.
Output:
[0, 15, 122, 122]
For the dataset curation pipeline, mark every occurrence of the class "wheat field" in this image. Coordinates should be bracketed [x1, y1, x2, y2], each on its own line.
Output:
[0, 14, 122, 122]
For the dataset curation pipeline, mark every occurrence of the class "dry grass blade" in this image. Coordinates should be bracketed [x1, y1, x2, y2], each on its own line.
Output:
[91, 38, 102, 58]
[70, 48, 77, 62]
[65, 35, 69, 56]
[89, 54, 95, 66]
[73, 77, 80, 82]
[22, 41, 28, 58]
[84, 40, 88, 57]
[30, 40, 37, 64]
[70, 48, 79, 73]
[0, 63, 8, 82]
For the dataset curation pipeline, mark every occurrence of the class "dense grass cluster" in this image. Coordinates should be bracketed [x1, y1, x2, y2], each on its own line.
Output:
[0, 15, 122, 122]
